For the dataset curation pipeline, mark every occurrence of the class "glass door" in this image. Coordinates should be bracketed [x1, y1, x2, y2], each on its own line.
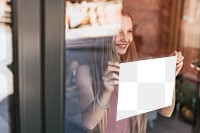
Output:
[179, 0, 200, 132]
[64, 0, 199, 133]
[0, 1, 13, 133]
[65, 0, 122, 132]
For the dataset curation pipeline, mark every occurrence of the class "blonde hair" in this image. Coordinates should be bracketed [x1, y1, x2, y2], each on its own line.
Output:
[87, 37, 118, 133]
[87, 9, 147, 133]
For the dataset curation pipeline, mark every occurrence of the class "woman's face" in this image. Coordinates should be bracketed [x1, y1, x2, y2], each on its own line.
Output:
[115, 15, 133, 55]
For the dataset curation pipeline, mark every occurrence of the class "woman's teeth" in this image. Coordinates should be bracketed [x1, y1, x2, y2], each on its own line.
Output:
[117, 44, 127, 48]
[119, 45, 126, 48]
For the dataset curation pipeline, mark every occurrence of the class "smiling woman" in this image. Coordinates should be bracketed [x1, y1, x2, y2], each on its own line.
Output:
[115, 13, 133, 55]
[117, 10, 138, 62]
[76, 9, 147, 133]
[75, 8, 185, 133]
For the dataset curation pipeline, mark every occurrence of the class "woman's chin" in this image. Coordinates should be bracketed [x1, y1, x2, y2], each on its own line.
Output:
[117, 49, 127, 55]
[116, 46, 128, 55]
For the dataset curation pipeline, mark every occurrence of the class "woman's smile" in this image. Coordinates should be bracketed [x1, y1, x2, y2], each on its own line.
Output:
[115, 41, 131, 54]
[116, 42, 130, 48]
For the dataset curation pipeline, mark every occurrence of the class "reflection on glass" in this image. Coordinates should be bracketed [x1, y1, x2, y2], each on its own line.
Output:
[0, 0, 13, 133]
[65, 0, 122, 132]
[180, 0, 200, 133]
[65, 0, 199, 133]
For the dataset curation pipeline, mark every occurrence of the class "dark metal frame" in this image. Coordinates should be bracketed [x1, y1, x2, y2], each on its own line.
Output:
[43, 0, 65, 133]
[12, 0, 65, 133]
[12, 0, 42, 133]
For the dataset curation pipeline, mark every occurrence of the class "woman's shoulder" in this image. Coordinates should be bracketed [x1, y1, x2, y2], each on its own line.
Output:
[76, 64, 92, 86]
[76, 64, 90, 75]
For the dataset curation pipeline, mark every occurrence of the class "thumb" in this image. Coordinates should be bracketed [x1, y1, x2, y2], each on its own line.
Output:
[169, 51, 178, 56]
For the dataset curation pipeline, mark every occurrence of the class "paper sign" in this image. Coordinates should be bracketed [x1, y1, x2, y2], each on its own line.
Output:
[117, 56, 176, 121]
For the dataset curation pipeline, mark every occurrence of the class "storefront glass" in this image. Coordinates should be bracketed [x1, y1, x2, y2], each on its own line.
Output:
[0, 0, 14, 133]
[65, 0, 200, 133]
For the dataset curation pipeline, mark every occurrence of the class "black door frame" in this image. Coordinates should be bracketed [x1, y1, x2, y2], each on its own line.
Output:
[43, 0, 65, 133]
[12, 0, 42, 133]
[12, 0, 65, 133]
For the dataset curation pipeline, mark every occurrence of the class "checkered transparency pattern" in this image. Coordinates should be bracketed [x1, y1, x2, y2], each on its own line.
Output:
[117, 56, 176, 121]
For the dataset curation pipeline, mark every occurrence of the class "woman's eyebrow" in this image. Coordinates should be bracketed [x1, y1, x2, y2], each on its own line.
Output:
[117, 29, 123, 32]
[128, 28, 133, 31]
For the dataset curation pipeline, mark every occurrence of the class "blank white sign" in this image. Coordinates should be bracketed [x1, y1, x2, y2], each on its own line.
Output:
[117, 56, 176, 121]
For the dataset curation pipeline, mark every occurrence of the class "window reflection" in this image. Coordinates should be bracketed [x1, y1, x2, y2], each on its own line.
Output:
[65, 0, 200, 133]
[0, 0, 13, 133]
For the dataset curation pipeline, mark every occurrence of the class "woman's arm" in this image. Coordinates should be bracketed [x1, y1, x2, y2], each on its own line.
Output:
[76, 62, 119, 130]
[157, 51, 184, 117]
[157, 88, 175, 117]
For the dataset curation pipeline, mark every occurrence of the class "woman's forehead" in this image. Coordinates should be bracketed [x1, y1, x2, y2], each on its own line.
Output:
[122, 15, 131, 21]
[120, 16, 132, 29]
[113, 15, 133, 32]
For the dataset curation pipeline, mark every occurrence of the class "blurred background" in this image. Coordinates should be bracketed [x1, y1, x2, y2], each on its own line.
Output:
[0, 0, 200, 133]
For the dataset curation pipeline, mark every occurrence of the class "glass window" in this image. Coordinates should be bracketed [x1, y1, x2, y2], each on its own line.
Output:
[0, 0, 13, 133]
[65, 0, 199, 133]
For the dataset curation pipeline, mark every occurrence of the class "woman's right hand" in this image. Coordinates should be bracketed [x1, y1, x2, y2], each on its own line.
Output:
[102, 61, 120, 93]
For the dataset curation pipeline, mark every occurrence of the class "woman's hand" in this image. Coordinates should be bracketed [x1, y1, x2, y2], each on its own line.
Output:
[170, 51, 184, 76]
[102, 61, 120, 93]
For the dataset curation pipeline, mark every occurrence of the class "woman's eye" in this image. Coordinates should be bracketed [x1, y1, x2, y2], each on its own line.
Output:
[118, 31, 123, 35]
[128, 30, 133, 33]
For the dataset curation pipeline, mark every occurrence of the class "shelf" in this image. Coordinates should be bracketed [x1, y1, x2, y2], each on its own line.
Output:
[66, 35, 113, 49]
[66, 24, 119, 40]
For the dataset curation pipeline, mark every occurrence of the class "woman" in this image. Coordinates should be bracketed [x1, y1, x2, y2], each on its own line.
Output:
[76, 9, 184, 133]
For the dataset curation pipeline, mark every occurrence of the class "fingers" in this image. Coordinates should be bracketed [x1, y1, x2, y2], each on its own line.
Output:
[176, 62, 183, 76]
[174, 51, 180, 58]
[176, 56, 184, 76]
[170, 51, 184, 64]
[102, 61, 120, 91]
[104, 62, 120, 75]
[170, 51, 178, 56]
[107, 65, 119, 72]
[104, 80, 119, 86]
[170, 51, 181, 58]
[176, 61, 184, 68]
[177, 55, 184, 64]
[176, 52, 184, 65]
[103, 72, 119, 81]
[170, 51, 184, 76]
[104, 66, 119, 75]
[108, 61, 120, 67]
[177, 51, 181, 58]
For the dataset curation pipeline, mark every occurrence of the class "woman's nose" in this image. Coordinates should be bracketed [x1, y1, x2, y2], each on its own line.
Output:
[121, 33, 128, 42]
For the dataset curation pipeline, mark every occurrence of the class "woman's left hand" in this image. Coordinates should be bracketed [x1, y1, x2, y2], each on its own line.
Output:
[170, 51, 184, 76]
